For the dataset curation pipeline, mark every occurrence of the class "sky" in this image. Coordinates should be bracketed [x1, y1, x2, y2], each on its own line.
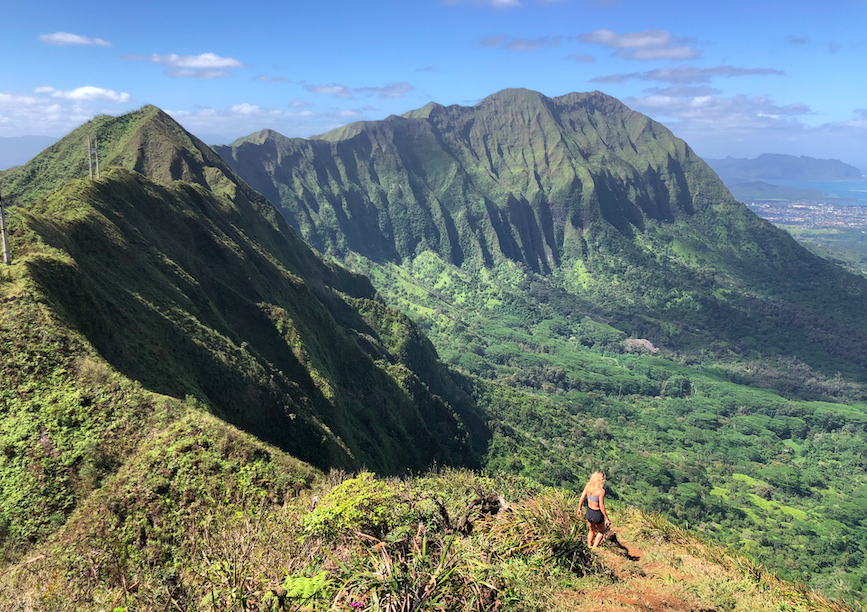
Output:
[2, 0, 866, 170]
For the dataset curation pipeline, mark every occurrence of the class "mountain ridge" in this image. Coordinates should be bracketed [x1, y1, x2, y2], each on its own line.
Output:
[216, 88, 728, 270]
[214, 88, 867, 379]
[0, 106, 488, 544]
[706, 153, 864, 182]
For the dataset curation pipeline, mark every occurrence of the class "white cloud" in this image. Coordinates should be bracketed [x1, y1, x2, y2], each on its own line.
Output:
[0, 89, 132, 136]
[592, 65, 785, 84]
[34, 86, 131, 103]
[643, 85, 723, 97]
[617, 91, 867, 165]
[479, 35, 507, 48]
[507, 36, 561, 51]
[37, 32, 111, 46]
[165, 69, 231, 79]
[125, 52, 248, 79]
[229, 103, 262, 115]
[626, 93, 811, 130]
[126, 52, 247, 68]
[577, 29, 701, 61]
[289, 101, 311, 108]
[303, 84, 354, 99]
[353, 82, 416, 99]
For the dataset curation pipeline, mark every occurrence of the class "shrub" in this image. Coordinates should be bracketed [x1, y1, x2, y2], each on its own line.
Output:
[303, 473, 407, 540]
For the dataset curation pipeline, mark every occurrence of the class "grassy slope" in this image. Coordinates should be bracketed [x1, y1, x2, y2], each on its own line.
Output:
[1, 469, 859, 612]
[0, 107, 500, 570]
[4, 167, 479, 472]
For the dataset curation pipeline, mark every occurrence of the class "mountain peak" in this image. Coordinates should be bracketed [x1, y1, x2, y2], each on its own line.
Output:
[476, 87, 549, 109]
[1, 105, 241, 205]
[253, 128, 285, 144]
[402, 101, 445, 119]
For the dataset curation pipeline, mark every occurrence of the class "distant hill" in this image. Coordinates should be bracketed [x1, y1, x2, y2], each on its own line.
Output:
[706, 153, 863, 182]
[728, 180, 828, 201]
[0, 135, 58, 170]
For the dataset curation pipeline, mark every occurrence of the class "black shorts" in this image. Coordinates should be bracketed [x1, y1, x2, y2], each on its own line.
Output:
[585, 507, 604, 525]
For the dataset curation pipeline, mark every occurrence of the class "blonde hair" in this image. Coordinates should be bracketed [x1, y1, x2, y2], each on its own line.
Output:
[586, 471, 606, 490]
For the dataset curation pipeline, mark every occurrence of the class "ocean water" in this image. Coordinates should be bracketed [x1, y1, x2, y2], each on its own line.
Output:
[766, 179, 867, 205]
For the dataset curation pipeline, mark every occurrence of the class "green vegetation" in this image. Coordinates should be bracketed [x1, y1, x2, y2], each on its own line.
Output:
[3, 95, 867, 607]
[214, 89, 867, 598]
[783, 226, 867, 277]
[2, 468, 860, 612]
[0, 109, 489, 571]
[336, 249, 867, 598]
[216, 88, 867, 381]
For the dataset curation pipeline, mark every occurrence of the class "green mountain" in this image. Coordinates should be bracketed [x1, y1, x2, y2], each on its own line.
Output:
[214, 88, 867, 379]
[0, 107, 491, 555]
[217, 89, 726, 270]
[211, 89, 867, 598]
[5, 96, 867, 604]
[707, 153, 864, 182]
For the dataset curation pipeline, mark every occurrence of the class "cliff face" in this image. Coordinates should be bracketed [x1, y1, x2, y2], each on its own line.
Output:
[216, 88, 729, 273]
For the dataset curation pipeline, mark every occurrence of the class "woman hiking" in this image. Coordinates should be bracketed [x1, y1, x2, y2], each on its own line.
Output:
[578, 471, 611, 548]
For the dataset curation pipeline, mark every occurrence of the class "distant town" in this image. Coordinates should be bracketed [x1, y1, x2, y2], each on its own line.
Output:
[745, 200, 867, 229]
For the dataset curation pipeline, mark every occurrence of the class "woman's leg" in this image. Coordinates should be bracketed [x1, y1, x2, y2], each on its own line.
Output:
[588, 522, 602, 548]
[592, 526, 605, 548]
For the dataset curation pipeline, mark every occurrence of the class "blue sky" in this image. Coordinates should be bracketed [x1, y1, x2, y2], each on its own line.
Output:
[2, 0, 865, 168]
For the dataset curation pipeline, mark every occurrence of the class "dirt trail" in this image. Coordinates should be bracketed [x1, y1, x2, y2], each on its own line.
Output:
[557, 528, 716, 612]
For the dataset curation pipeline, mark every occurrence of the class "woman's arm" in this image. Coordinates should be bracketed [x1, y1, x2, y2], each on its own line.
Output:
[577, 486, 587, 513]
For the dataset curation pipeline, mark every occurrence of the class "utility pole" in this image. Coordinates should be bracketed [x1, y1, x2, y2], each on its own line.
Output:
[94, 136, 100, 179]
[0, 188, 11, 266]
[87, 137, 93, 180]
